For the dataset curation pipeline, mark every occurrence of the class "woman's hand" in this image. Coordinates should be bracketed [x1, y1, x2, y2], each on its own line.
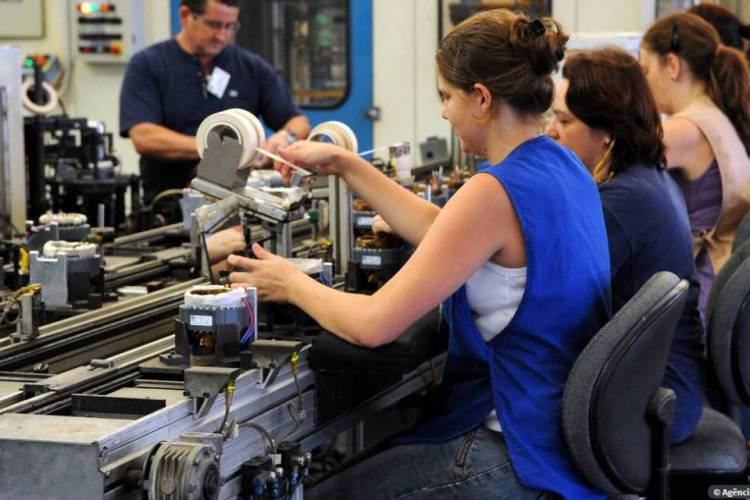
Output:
[205, 226, 246, 264]
[260, 130, 294, 168]
[371, 214, 395, 235]
[227, 244, 304, 302]
[276, 141, 349, 183]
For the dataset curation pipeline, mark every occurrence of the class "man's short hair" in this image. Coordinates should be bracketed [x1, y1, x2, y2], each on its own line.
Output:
[181, 0, 240, 15]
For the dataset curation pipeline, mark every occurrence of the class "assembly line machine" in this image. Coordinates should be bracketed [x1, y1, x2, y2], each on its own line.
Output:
[0, 111, 446, 499]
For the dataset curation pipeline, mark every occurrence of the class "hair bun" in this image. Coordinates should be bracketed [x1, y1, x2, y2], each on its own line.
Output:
[512, 17, 568, 76]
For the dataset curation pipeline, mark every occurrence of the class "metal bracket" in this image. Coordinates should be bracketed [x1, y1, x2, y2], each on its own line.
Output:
[183, 366, 240, 419]
[191, 132, 307, 226]
[249, 340, 305, 389]
[10, 289, 42, 342]
[196, 132, 249, 190]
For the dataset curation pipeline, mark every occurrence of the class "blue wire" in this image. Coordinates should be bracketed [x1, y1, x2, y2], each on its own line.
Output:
[239, 297, 255, 344]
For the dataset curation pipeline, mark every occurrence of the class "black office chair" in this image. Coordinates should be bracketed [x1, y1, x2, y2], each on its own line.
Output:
[669, 252, 750, 493]
[732, 210, 750, 252]
[705, 238, 750, 325]
[562, 272, 688, 499]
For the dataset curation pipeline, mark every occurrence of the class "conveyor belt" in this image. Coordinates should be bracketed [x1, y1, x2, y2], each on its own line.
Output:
[0, 278, 205, 372]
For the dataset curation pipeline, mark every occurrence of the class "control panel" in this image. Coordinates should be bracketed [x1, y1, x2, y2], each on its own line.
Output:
[70, 0, 145, 63]
[22, 54, 63, 86]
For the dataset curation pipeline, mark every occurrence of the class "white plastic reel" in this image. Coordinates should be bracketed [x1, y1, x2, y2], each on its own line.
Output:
[309, 121, 359, 153]
[195, 109, 266, 169]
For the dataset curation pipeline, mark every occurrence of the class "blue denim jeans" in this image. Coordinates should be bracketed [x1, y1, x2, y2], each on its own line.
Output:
[307, 427, 544, 500]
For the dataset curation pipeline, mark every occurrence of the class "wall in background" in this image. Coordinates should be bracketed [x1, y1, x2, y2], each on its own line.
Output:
[554, 0, 656, 33]
[373, 0, 451, 166]
[374, 0, 653, 168]
[3, 0, 663, 181]
[2, 0, 172, 176]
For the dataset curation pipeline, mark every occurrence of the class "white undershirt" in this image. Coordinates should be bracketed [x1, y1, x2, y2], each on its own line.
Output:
[464, 259, 527, 432]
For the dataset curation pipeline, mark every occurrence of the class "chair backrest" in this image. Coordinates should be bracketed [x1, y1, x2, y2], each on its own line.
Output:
[562, 272, 688, 495]
[705, 239, 750, 325]
[708, 252, 750, 407]
[732, 210, 750, 252]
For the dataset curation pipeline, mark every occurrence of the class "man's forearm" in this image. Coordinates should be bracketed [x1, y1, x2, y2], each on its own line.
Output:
[129, 123, 200, 161]
[283, 115, 311, 141]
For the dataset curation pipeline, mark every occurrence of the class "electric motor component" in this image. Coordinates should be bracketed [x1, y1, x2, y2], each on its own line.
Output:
[42, 240, 97, 259]
[144, 439, 221, 500]
[29, 240, 102, 309]
[38, 212, 87, 226]
[354, 232, 401, 250]
[177, 285, 256, 366]
[184, 285, 246, 309]
[29, 212, 91, 248]
[352, 198, 372, 212]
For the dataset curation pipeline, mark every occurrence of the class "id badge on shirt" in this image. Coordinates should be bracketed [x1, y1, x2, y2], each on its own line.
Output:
[206, 66, 231, 98]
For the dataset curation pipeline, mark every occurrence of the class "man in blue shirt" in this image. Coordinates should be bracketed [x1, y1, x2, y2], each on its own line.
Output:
[119, 0, 311, 203]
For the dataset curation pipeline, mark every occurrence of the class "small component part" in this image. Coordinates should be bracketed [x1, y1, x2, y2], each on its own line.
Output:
[89, 358, 114, 369]
[10, 286, 43, 343]
[32, 363, 49, 373]
[38, 212, 87, 226]
[116, 285, 149, 297]
[184, 285, 245, 309]
[354, 232, 401, 249]
[42, 240, 97, 259]
[352, 198, 371, 211]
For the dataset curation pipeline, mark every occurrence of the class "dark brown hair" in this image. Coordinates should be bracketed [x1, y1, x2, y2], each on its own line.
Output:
[643, 12, 750, 155]
[181, 0, 239, 15]
[689, 4, 750, 59]
[562, 47, 666, 174]
[436, 9, 569, 115]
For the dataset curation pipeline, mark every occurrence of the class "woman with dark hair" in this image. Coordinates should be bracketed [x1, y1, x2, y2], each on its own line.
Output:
[228, 9, 611, 500]
[546, 46, 704, 443]
[641, 12, 750, 317]
[689, 4, 750, 61]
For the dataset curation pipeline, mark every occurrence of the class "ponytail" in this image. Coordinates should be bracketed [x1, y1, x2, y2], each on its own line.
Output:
[644, 12, 750, 155]
[709, 45, 750, 155]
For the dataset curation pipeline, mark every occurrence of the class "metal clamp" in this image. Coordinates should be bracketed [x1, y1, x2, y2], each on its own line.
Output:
[184, 366, 240, 418]
[249, 340, 305, 389]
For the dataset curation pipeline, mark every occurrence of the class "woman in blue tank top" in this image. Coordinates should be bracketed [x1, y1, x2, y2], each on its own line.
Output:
[228, 10, 611, 500]
[546, 47, 705, 445]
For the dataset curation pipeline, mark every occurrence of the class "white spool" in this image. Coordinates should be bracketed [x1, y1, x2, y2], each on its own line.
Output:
[184, 285, 246, 309]
[22, 78, 59, 115]
[196, 109, 266, 169]
[39, 212, 88, 226]
[309, 121, 358, 153]
[42, 240, 97, 259]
